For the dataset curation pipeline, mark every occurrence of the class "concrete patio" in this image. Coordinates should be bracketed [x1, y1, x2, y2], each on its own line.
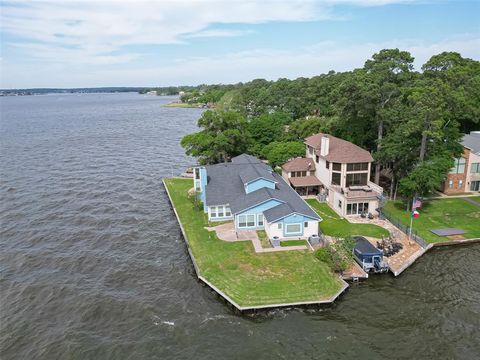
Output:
[204, 222, 309, 253]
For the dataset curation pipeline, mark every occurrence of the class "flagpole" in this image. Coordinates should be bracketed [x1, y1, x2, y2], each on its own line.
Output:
[409, 197, 414, 240]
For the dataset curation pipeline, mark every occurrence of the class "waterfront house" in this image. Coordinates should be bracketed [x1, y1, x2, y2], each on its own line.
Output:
[441, 131, 480, 194]
[281, 157, 322, 196]
[193, 154, 320, 240]
[283, 133, 383, 217]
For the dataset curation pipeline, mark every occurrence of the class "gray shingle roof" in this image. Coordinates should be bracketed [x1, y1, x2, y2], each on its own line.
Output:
[203, 154, 320, 222]
[462, 132, 480, 155]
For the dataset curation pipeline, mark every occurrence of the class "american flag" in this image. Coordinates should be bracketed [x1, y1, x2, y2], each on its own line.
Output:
[413, 199, 422, 210]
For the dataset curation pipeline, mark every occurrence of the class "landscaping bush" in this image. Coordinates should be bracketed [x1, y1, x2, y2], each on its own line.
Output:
[187, 192, 203, 211]
[315, 237, 355, 273]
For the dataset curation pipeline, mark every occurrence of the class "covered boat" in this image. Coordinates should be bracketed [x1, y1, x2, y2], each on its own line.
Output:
[353, 236, 388, 273]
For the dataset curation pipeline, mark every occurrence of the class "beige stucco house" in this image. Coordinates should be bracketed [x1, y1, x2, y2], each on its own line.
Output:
[282, 133, 383, 217]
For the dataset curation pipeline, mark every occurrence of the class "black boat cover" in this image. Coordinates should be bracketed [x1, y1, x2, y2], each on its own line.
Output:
[354, 236, 382, 256]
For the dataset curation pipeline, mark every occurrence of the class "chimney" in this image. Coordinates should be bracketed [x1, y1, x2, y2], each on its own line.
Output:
[320, 135, 329, 156]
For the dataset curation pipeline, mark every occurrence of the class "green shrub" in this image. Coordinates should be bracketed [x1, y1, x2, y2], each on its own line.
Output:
[315, 238, 354, 273]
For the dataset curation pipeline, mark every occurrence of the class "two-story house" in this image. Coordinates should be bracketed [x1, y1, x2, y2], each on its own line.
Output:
[283, 133, 383, 217]
[441, 131, 480, 194]
[193, 154, 321, 240]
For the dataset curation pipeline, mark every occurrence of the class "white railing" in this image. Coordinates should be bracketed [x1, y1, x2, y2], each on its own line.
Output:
[367, 181, 383, 194]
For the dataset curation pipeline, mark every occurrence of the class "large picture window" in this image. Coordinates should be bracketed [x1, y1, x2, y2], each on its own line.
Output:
[471, 163, 480, 173]
[285, 223, 301, 234]
[346, 173, 368, 187]
[210, 205, 233, 219]
[247, 214, 255, 227]
[450, 157, 466, 174]
[347, 163, 368, 171]
[331, 172, 341, 185]
[346, 202, 369, 215]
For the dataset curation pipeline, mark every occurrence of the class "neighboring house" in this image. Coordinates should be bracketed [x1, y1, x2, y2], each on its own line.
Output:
[193, 154, 321, 240]
[281, 157, 321, 196]
[442, 131, 480, 194]
[283, 133, 383, 217]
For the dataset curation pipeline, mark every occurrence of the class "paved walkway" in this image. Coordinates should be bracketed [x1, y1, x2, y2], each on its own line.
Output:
[433, 191, 479, 198]
[463, 197, 480, 207]
[204, 222, 308, 253]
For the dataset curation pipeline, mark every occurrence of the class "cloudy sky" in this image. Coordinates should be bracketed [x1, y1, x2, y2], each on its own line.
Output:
[0, 0, 479, 89]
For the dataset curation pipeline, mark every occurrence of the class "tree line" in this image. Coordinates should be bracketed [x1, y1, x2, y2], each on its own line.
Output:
[180, 49, 480, 202]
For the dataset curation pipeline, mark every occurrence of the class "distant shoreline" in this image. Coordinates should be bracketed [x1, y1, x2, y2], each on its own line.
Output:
[163, 102, 212, 109]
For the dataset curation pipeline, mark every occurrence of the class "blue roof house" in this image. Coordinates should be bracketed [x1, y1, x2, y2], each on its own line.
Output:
[193, 154, 321, 240]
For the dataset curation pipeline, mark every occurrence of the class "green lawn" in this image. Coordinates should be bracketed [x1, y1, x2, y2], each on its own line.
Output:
[164, 178, 344, 307]
[383, 198, 480, 243]
[280, 240, 308, 247]
[306, 199, 389, 239]
[471, 196, 480, 203]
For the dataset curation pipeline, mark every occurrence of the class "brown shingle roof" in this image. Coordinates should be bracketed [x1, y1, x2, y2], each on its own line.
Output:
[304, 133, 373, 163]
[289, 176, 322, 187]
[282, 157, 316, 172]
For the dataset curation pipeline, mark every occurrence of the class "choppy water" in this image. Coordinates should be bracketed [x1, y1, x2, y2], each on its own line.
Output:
[1, 93, 479, 360]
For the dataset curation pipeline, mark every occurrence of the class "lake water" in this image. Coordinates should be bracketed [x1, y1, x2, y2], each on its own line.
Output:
[1, 93, 479, 359]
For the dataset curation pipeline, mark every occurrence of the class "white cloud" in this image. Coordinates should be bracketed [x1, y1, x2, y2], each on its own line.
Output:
[2, 33, 477, 88]
[183, 29, 255, 39]
[0, 0, 420, 65]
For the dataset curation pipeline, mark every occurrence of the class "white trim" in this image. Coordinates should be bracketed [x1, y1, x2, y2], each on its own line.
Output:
[246, 177, 278, 185]
[233, 198, 285, 215]
[266, 211, 319, 224]
[257, 213, 264, 227]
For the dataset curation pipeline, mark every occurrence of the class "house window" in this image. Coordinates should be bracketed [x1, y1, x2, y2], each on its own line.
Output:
[338, 200, 342, 209]
[225, 206, 231, 217]
[278, 223, 282, 229]
[458, 180, 463, 189]
[285, 223, 301, 234]
[316, 155, 319, 163]
[309, 146, 314, 155]
[246, 214, 255, 227]
[347, 163, 369, 171]
[195, 182, 201, 192]
[346, 173, 368, 187]
[332, 163, 342, 171]
[358, 202, 369, 214]
[291, 172, 296, 177]
[471, 181, 480, 191]
[448, 180, 454, 188]
[347, 202, 369, 215]
[194, 168, 200, 180]
[258, 214, 264, 226]
[450, 157, 466, 174]
[218, 206, 224, 217]
[471, 163, 480, 173]
[210, 206, 217, 218]
[332, 172, 341, 185]
[326, 161, 329, 169]
[238, 215, 247, 227]
[304, 222, 308, 228]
